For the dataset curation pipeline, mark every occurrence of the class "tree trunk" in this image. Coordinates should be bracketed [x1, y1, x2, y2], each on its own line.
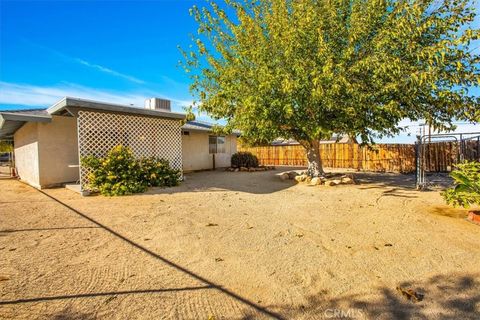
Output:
[305, 140, 324, 177]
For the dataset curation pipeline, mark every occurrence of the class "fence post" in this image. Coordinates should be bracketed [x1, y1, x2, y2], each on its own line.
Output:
[415, 136, 422, 190]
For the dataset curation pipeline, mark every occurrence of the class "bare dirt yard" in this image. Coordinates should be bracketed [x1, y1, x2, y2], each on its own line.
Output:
[1, 169, 479, 319]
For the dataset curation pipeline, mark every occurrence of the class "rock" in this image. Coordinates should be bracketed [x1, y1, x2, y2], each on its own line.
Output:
[332, 179, 342, 185]
[287, 171, 299, 179]
[294, 175, 304, 183]
[239, 167, 248, 172]
[310, 177, 322, 185]
[341, 177, 354, 184]
[248, 167, 255, 172]
[305, 176, 312, 183]
[279, 173, 290, 180]
[295, 174, 308, 183]
[325, 180, 336, 186]
[234, 168, 239, 172]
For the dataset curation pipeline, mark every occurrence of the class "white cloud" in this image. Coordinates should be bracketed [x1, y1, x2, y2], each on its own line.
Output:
[21, 39, 147, 85]
[75, 59, 146, 84]
[0, 81, 193, 111]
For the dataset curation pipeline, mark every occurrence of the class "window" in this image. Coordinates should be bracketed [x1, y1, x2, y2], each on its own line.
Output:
[209, 135, 226, 154]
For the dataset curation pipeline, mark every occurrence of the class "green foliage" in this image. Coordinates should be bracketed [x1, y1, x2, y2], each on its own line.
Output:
[443, 161, 480, 208]
[231, 151, 259, 168]
[181, 0, 480, 171]
[81, 146, 181, 196]
[0, 141, 13, 153]
[138, 156, 181, 187]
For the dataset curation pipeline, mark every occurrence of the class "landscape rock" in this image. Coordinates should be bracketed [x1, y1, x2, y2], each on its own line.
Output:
[310, 177, 322, 185]
[240, 167, 248, 172]
[325, 180, 337, 186]
[294, 175, 304, 183]
[332, 179, 342, 185]
[279, 173, 290, 180]
[341, 177, 354, 184]
[305, 176, 312, 183]
[234, 168, 239, 172]
[295, 174, 308, 183]
[249, 167, 256, 172]
[287, 171, 299, 179]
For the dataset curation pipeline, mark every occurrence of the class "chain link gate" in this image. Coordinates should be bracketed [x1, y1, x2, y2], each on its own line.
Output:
[416, 132, 480, 190]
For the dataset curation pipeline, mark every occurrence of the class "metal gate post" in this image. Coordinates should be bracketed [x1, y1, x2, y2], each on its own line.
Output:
[415, 136, 422, 189]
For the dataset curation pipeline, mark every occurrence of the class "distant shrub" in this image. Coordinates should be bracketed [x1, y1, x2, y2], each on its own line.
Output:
[82, 145, 181, 196]
[0, 141, 13, 153]
[231, 152, 259, 168]
[442, 161, 480, 208]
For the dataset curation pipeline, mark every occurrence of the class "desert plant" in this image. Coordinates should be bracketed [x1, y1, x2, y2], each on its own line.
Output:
[231, 152, 259, 168]
[82, 146, 182, 196]
[442, 161, 480, 208]
[82, 145, 146, 196]
[138, 156, 181, 187]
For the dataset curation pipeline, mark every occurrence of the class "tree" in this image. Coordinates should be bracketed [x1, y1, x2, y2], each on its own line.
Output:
[181, 0, 480, 177]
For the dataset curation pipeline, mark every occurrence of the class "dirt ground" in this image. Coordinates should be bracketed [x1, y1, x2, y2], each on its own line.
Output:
[1, 169, 479, 319]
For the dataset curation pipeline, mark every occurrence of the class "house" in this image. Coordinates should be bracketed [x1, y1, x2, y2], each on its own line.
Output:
[0, 97, 238, 191]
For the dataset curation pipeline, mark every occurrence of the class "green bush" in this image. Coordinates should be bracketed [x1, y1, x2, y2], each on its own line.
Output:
[231, 151, 259, 168]
[81, 145, 181, 196]
[442, 161, 480, 208]
[139, 156, 181, 187]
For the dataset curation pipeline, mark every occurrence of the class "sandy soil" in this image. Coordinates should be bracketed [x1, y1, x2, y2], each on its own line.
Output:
[1, 169, 479, 319]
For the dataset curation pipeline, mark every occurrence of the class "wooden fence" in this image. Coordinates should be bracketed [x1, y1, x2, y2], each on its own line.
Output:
[238, 141, 480, 173]
[238, 143, 417, 173]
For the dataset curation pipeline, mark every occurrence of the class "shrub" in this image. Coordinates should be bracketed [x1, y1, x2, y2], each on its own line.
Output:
[231, 152, 259, 168]
[442, 161, 480, 208]
[138, 156, 181, 187]
[81, 145, 181, 196]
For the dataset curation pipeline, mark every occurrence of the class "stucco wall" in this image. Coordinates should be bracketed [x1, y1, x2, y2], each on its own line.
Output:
[182, 131, 237, 172]
[14, 122, 41, 188]
[37, 116, 79, 187]
[14, 116, 79, 189]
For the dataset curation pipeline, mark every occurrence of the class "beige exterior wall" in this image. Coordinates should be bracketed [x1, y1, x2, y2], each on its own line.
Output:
[14, 122, 41, 188]
[37, 116, 79, 187]
[14, 116, 79, 189]
[182, 131, 237, 172]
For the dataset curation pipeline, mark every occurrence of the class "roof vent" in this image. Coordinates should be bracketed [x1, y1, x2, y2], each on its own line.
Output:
[145, 98, 171, 112]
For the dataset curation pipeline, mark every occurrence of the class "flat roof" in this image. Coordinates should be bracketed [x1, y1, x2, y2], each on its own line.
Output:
[0, 111, 51, 139]
[48, 97, 186, 120]
[0, 97, 243, 139]
[0, 97, 187, 139]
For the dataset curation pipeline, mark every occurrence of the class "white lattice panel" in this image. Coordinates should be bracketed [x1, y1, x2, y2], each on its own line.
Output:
[77, 110, 182, 190]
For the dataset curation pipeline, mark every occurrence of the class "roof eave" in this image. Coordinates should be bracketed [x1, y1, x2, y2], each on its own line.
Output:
[0, 112, 52, 139]
[48, 97, 186, 120]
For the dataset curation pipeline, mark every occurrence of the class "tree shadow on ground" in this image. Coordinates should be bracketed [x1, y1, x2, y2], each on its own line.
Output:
[143, 168, 306, 195]
[140, 167, 443, 196]
[356, 171, 453, 191]
[261, 272, 480, 319]
[49, 306, 97, 320]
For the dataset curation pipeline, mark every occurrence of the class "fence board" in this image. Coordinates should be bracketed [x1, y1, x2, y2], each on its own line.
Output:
[239, 143, 417, 173]
[239, 140, 480, 173]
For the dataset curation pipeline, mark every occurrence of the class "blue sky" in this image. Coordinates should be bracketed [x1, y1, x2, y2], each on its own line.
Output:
[0, 0, 478, 142]
[0, 0, 196, 112]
